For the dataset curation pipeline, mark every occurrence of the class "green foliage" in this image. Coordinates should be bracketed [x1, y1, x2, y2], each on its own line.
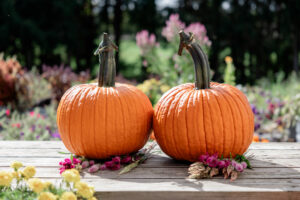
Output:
[0, 187, 37, 200]
[224, 56, 236, 85]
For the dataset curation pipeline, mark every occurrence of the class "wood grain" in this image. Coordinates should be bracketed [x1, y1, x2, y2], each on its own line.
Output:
[0, 141, 299, 200]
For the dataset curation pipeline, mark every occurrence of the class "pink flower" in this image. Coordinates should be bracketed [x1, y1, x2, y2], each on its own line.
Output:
[59, 167, 65, 174]
[185, 23, 211, 47]
[112, 156, 121, 164]
[100, 164, 107, 170]
[29, 111, 35, 117]
[105, 156, 121, 170]
[231, 160, 237, 168]
[142, 60, 148, 67]
[5, 109, 10, 116]
[72, 158, 81, 165]
[206, 156, 218, 168]
[235, 163, 244, 172]
[121, 156, 132, 164]
[217, 160, 226, 168]
[241, 162, 247, 169]
[162, 14, 185, 41]
[89, 160, 95, 166]
[136, 30, 159, 56]
[11, 123, 21, 128]
[198, 153, 209, 163]
[64, 158, 72, 165]
[81, 161, 89, 169]
[88, 164, 100, 173]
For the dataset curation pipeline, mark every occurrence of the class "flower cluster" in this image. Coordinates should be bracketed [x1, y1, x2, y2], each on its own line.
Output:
[59, 157, 81, 174]
[188, 153, 250, 181]
[0, 161, 97, 200]
[162, 14, 211, 47]
[136, 30, 159, 56]
[78, 155, 134, 173]
[60, 142, 157, 175]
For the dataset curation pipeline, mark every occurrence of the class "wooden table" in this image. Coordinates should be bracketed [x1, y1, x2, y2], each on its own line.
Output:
[0, 141, 300, 200]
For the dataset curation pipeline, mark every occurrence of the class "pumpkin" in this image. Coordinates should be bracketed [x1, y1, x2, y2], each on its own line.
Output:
[57, 33, 153, 159]
[153, 31, 254, 162]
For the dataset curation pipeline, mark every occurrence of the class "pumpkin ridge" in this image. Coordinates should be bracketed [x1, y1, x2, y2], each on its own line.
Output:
[181, 90, 194, 160]
[222, 88, 246, 154]
[196, 90, 206, 157]
[114, 88, 126, 154]
[66, 86, 85, 154]
[213, 87, 236, 157]
[168, 89, 188, 159]
[121, 86, 139, 153]
[227, 87, 254, 153]
[201, 90, 208, 155]
[79, 87, 94, 156]
[93, 87, 101, 157]
[58, 87, 76, 153]
[208, 89, 224, 156]
[217, 87, 243, 156]
[125, 85, 146, 149]
[154, 87, 183, 155]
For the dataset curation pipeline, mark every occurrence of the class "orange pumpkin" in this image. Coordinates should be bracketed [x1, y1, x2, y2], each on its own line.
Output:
[153, 31, 254, 162]
[57, 33, 153, 159]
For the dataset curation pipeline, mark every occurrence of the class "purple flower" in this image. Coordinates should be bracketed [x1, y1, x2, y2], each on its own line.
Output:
[235, 163, 244, 172]
[198, 153, 209, 163]
[88, 164, 100, 173]
[105, 161, 121, 170]
[251, 104, 259, 115]
[20, 132, 24, 136]
[162, 14, 185, 41]
[241, 162, 247, 169]
[72, 158, 81, 165]
[136, 30, 159, 56]
[51, 131, 60, 139]
[121, 156, 132, 164]
[206, 156, 218, 168]
[89, 160, 95, 166]
[231, 160, 237, 168]
[217, 160, 227, 168]
[184, 23, 211, 46]
[81, 161, 89, 169]
[254, 123, 261, 131]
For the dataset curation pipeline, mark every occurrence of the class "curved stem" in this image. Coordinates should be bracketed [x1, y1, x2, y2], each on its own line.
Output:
[94, 33, 118, 87]
[178, 31, 210, 89]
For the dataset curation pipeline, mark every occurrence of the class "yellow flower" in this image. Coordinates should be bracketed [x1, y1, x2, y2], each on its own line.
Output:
[75, 181, 94, 198]
[160, 85, 170, 93]
[61, 169, 80, 183]
[60, 191, 77, 200]
[38, 192, 57, 200]
[22, 166, 36, 179]
[27, 178, 45, 193]
[12, 171, 21, 180]
[10, 161, 23, 170]
[225, 56, 233, 64]
[0, 171, 13, 186]
[88, 197, 97, 200]
[43, 181, 53, 188]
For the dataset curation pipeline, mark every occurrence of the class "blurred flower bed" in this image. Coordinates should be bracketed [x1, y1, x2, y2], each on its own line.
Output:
[1, 14, 300, 142]
[0, 54, 89, 141]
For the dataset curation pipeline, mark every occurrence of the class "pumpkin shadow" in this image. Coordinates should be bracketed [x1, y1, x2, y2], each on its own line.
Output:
[85, 151, 300, 198]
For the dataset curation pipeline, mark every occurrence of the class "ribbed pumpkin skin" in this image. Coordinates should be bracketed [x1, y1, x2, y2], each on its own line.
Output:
[153, 82, 254, 162]
[57, 83, 153, 159]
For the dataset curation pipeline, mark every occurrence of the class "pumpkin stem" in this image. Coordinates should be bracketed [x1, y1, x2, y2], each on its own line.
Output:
[178, 30, 210, 89]
[94, 33, 118, 87]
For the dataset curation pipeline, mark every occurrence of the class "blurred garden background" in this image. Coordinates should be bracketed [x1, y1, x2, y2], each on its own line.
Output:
[0, 0, 299, 142]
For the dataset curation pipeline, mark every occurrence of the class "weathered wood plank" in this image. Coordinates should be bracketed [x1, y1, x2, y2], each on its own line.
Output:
[0, 166, 299, 179]
[1, 148, 299, 159]
[1, 158, 300, 168]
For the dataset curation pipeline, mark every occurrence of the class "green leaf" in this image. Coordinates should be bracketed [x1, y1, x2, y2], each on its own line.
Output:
[58, 151, 72, 155]
[119, 160, 140, 175]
